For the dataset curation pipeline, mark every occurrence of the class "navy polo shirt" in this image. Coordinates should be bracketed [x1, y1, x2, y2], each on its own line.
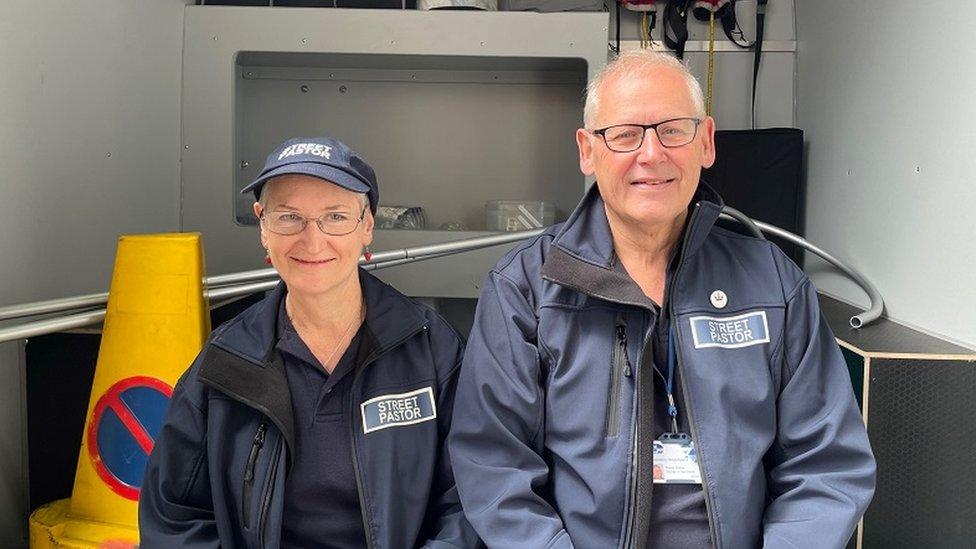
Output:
[276, 299, 367, 549]
[614, 258, 711, 548]
[647, 312, 712, 548]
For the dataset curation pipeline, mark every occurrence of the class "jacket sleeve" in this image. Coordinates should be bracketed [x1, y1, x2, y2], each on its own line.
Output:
[762, 279, 877, 548]
[420, 321, 484, 549]
[449, 271, 575, 549]
[139, 364, 220, 549]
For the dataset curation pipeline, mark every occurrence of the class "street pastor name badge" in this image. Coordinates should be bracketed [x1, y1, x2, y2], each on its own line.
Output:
[689, 310, 769, 349]
[361, 387, 437, 434]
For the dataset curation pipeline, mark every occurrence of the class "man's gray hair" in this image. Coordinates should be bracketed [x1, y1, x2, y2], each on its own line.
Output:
[583, 50, 706, 128]
[257, 177, 370, 212]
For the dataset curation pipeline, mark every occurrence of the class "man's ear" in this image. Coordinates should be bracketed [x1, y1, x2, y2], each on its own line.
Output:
[699, 116, 717, 169]
[576, 128, 597, 176]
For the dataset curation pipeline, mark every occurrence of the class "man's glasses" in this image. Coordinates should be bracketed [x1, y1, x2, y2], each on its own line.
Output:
[591, 117, 702, 152]
[260, 206, 367, 236]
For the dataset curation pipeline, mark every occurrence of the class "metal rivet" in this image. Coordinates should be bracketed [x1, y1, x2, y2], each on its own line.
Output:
[390, 40, 397, 45]
[106, 152, 111, 158]
[300, 85, 309, 93]
[329, 73, 335, 78]
[211, 35, 218, 41]
[846, 169, 852, 176]
[339, 85, 347, 93]
[184, 145, 190, 150]
[915, 166, 921, 173]
[300, 38, 308, 45]
[480, 41, 486, 46]
[240, 160, 249, 169]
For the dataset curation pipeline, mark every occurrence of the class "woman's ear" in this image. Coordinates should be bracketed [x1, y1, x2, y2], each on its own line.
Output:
[362, 209, 374, 246]
[253, 202, 268, 249]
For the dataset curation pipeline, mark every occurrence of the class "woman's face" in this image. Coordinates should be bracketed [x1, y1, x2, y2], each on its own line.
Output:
[253, 174, 373, 299]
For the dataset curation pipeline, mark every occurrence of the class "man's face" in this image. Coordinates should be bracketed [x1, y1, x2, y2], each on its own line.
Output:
[576, 67, 716, 231]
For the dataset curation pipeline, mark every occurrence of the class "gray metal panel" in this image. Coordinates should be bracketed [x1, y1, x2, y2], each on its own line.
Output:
[368, 229, 525, 298]
[1, 2, 190, 545]
[181, 7, 608, 296]
[235, 62, 587, 229]
[0, 341, 27, 548]
[1, 0, 187, 305]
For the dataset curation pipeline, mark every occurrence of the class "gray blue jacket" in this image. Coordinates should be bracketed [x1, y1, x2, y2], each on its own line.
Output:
[140, 271, 481, 549]
[449, 184, 876, 548]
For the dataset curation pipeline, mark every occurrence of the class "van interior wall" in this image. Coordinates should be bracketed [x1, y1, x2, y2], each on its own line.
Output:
[796, 0, 976, 349]
[0, 0, 191, 545]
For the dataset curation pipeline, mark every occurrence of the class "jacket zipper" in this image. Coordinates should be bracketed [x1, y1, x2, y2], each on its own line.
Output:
[606, 315, 629, 437]
[622, 325, 658, 549]
[257, 437, 284, 548]
[666, 203, 720, 548]
[242, 421, 267, 530]
[672, 323, 719, 549]
[349, 324, 427, 549]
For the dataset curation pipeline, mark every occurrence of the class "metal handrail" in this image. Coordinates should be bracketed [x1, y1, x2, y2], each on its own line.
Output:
[0, 230, 546, 323]
[0, 210, 884, 342]
[0, 230, 543, 343]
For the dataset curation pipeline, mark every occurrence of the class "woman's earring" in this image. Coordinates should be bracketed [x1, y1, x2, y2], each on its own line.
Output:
[264, 249, 272, 265]
[363, 245, 373, 262]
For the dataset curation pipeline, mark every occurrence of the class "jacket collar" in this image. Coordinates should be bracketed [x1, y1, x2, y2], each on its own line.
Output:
[207, 269, 428, 367]
[540, 181, 724, 307]
[197, 269, 430, 466]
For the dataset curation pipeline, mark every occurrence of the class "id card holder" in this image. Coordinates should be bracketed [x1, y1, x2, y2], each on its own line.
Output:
[652, 432, 702, 484]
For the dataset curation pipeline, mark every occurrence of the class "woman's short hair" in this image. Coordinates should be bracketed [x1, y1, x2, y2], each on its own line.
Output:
[257, 178, 370, 212]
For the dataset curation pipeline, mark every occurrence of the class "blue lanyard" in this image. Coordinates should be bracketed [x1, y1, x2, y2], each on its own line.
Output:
[665, 328, 680, 434]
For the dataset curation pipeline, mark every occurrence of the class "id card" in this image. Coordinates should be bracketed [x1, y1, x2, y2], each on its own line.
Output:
[652, 432, 702, 484]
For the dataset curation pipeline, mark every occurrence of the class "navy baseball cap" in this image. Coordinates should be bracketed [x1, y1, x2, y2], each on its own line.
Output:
[241, 136, 379, 213]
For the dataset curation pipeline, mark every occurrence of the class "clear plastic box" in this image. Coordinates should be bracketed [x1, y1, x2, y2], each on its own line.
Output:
[486, 200, 555, 232]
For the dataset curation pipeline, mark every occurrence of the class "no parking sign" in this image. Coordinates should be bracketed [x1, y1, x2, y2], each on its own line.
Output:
[86, 376, 173, 500]
[29, 234, 210, 547]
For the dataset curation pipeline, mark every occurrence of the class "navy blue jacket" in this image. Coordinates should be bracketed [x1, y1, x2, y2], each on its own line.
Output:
[140, 270, 481, 549]
[450, 184, 876, 548]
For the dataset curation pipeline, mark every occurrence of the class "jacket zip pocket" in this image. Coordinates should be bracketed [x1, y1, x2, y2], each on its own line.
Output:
[257, 437, 283, 548]
[606, 315, 629, 437]
[242, 421, 267, 530]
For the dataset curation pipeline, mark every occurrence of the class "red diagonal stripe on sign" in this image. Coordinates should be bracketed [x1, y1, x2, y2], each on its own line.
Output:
[107, 398, 155, 455]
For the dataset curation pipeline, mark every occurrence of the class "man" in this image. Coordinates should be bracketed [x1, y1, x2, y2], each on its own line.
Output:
[449, 51, 875, 548]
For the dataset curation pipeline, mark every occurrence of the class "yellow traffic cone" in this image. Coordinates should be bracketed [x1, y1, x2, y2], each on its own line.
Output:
[29, 233, 211, 548]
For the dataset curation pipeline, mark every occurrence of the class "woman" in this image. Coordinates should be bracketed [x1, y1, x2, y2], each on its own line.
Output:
[140, 136, 480, 548]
